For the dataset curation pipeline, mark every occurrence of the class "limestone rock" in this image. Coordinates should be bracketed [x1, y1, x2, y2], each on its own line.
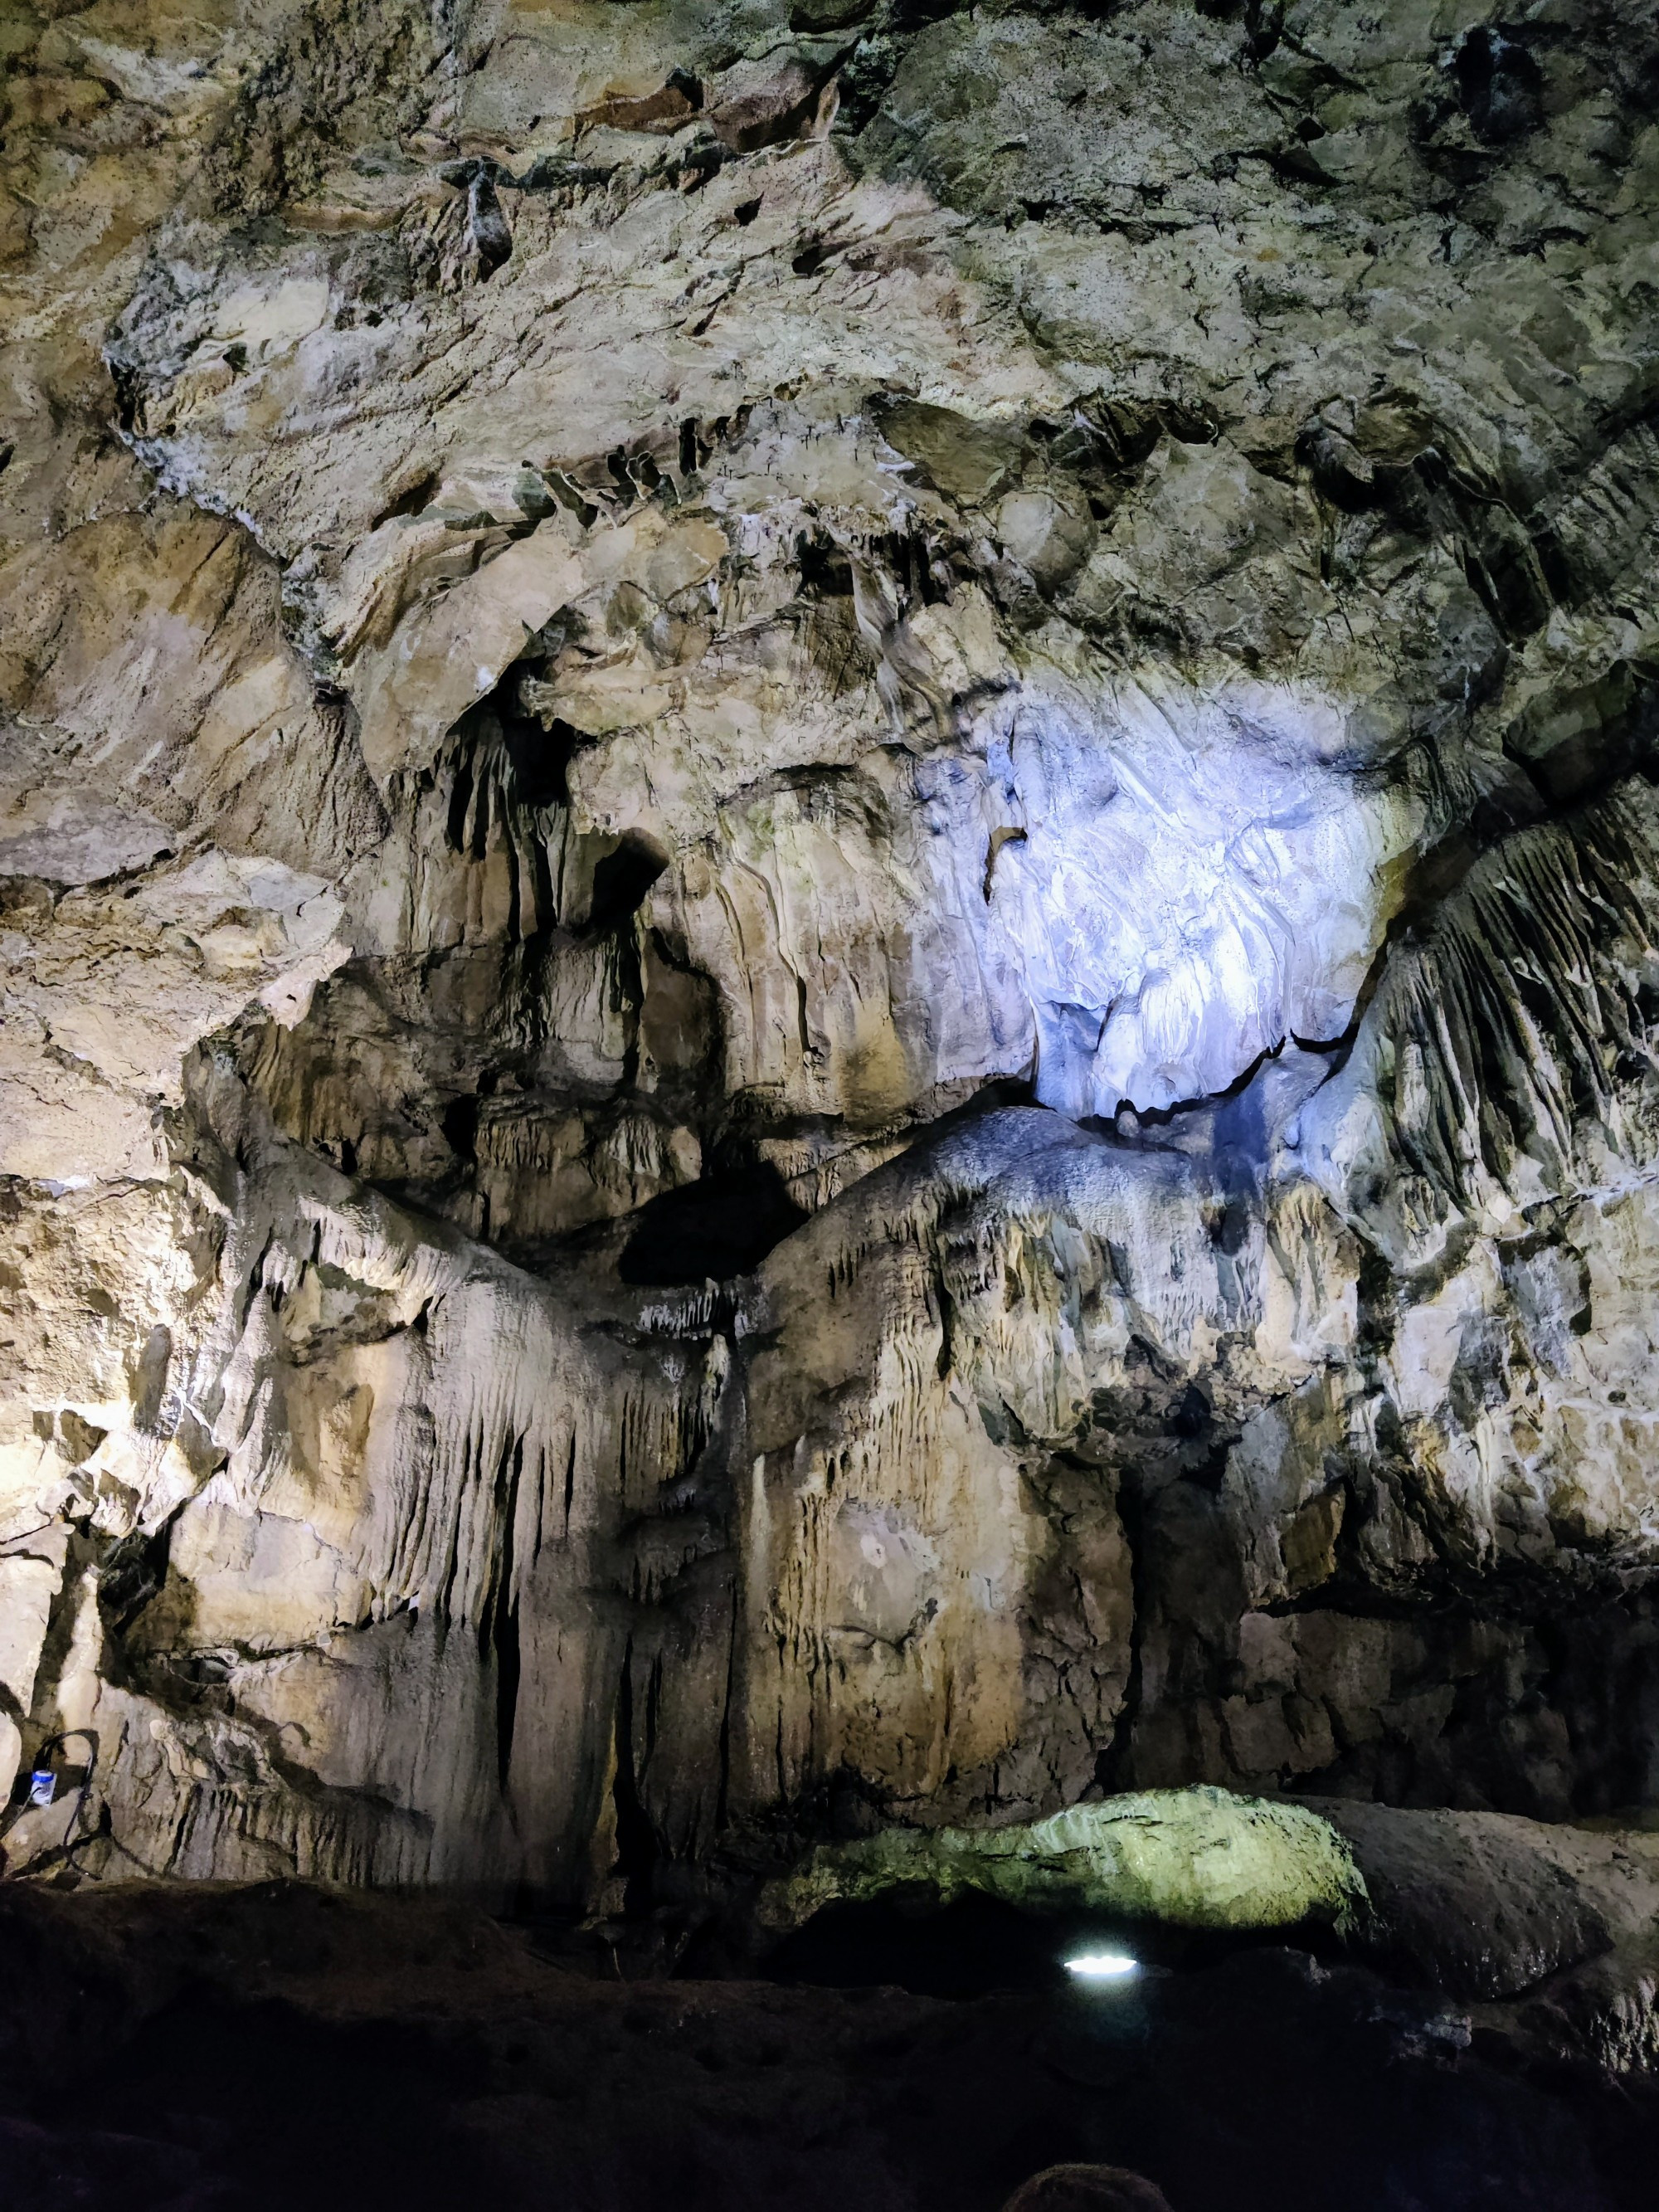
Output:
[758, 1784, 1369, 1939]
[2, 0, 1659, 2042]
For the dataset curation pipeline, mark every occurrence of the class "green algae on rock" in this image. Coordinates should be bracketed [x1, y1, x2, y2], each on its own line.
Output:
[759, 1786, 1370, 1939]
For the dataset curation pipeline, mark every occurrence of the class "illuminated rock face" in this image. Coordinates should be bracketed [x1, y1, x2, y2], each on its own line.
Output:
[761, 1786, 1371, 1940]
[980, 683, 1416, 1115]
[3, 0, 1659, 1907]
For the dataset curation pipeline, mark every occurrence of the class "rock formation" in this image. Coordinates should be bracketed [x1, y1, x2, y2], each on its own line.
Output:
[5, 0, 1659, 2109]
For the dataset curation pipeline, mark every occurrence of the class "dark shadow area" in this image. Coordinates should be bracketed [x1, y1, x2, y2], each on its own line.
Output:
[2, 1879, 1655, 2212]
[93, 1991, 486, 2211]
[502, 713, 581, 810]
[371, 468, 439, 526]
[587, 831, 669, 936]
[619, 1162, 810, 1285]
[1452, 25, 1544, 144]
[765, 1891, 1347, 2001]
[769, 1890, 1079, 1998]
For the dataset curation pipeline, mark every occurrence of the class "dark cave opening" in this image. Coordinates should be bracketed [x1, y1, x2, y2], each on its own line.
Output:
[502, 711, 581, 810]
[618, 1160, 810, 1284]
[763, 1892, 1340, 2002]
[587, 831, 669, 936]
[769, 1892, 1107, 1999]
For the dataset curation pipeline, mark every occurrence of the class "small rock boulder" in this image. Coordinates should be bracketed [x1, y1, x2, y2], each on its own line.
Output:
[1002, 2165, 1174, 2212]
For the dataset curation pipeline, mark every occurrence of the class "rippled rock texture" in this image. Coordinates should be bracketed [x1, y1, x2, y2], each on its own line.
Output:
[4, 0, 1659, 2022]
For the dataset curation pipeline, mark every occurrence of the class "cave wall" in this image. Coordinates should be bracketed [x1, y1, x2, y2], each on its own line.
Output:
[3, 0, 1659, 1900]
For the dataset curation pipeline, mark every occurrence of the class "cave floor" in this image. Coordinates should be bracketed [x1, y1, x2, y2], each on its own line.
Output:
[0, 1879, 1652, 2212]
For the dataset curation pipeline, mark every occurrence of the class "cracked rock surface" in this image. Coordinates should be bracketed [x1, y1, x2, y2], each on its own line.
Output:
[5, 0, 1659, 2141]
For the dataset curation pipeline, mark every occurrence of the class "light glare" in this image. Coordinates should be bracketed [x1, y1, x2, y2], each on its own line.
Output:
[1063, 1951, 1139, 1981]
